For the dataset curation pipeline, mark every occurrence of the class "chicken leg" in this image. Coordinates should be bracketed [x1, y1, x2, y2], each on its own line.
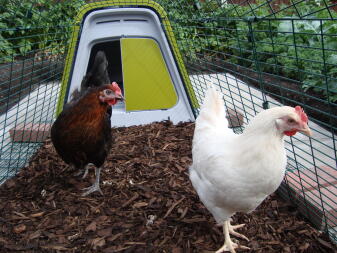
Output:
[81, 167, 103, 196]
[215, 220, 250, 253]
[81, 165, 90, 179]
[228, 220, 249, 241]
[74, 163, 94, 179]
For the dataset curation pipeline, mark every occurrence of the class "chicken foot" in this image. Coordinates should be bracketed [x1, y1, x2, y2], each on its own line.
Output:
[228, 222, 249, 241]
[75, 163, 93, 179]
[215, 220, 250, 253]
[81, 167, 103, 196]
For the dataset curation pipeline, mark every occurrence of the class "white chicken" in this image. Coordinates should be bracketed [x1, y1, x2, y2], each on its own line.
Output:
[189, 86, 312, 253]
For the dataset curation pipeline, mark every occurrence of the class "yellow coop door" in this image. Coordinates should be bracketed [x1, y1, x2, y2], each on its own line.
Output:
[121, 38, 178, 111]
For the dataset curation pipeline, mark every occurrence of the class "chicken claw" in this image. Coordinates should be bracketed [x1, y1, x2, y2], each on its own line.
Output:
[216, 220, 250, 253]
[81, 183, 103, 196]
[81, 167, 103, 196]
[229, 222, 249, 241]
[215, 242, 249, 253]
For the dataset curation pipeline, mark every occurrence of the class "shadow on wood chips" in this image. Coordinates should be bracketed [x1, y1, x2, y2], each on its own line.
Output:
[0, 121, 335, 253]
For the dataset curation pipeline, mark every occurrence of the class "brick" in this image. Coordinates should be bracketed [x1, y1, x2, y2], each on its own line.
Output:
[9, 123, 51, 142]
[286, 171, 318, 192]
[279, 184, 323, 229]
[283, 166, 337, 229]
[308, 186, 337, 227]
[286, 166, 337, 192]
[290, 185, 337, 229]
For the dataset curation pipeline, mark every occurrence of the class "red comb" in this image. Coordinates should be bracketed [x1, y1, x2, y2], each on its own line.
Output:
[110, 82, 120, 91]
[110, 82, 122, 96]
[295, 106, 308, 123]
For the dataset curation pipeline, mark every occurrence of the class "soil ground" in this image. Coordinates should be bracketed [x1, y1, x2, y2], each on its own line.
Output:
[0, 121, 335, 253]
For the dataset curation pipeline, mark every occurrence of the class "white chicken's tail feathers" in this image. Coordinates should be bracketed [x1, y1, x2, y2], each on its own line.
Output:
[196, 85, 229, 129]
[202, 85, 224, 115]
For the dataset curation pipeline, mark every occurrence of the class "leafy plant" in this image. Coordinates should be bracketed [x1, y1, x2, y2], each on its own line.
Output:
[161, 0, 337, 102]
[0, 0, 85, 63]
[1, 0, 336, 102]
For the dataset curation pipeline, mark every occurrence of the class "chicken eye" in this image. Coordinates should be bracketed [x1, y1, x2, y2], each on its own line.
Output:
[105, 89, 112, 95]
[287, 118, 295, 124]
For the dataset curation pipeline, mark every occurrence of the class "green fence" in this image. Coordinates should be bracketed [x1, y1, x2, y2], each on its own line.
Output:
[0, 0, 336, 243]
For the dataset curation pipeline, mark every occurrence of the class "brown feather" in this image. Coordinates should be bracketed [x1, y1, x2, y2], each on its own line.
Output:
[51, 86, 113, 170]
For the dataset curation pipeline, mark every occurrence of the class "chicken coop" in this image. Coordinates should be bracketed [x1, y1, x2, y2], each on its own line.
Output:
[59, 3, 197, 126]
[0, 0, 337, 250]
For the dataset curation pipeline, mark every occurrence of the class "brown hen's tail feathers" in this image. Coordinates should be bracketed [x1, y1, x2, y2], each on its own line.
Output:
[71, 51, 110, 102]
[81, 50, 110, 90]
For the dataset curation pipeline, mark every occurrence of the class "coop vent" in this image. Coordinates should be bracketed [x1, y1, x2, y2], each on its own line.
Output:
[124, 19, 148, 22]
[96, 19, 121, 24]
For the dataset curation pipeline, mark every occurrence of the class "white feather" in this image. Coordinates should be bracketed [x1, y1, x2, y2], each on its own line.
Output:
[189, 87, 288, 224]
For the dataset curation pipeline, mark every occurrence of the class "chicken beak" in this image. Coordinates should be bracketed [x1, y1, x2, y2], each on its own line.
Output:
[299, 124, 312, 137]
[116, 94, 125, 101]
[115, 93, 125, 101]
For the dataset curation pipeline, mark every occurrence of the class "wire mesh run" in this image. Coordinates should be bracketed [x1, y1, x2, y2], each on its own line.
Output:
[163, 0, 337, 241]
[0, 0, 336, 243]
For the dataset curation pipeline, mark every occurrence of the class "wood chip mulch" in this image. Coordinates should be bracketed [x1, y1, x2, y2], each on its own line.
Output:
[0, 121, 335, 253]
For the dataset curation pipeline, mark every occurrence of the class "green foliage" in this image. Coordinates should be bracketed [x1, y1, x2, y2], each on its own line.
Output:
[163, 0, 337, 102]
[0, 0, 336, 102]
[0, 0, 85, 62]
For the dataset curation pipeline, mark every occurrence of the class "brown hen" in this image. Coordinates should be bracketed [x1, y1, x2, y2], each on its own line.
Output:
[51, 82, 123, 196]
